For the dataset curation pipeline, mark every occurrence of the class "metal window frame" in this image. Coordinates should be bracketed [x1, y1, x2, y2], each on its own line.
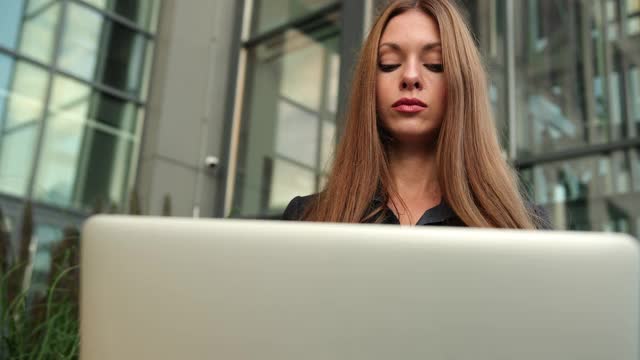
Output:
[0, 0, 160, 221]
[219, 0, 369, 218]
[243, 2, 341, 47]
[69, 0, 156, 38]
[0, 45, 146, 106]
[514, 137, 640, 169]
[512, 0, 640, 170]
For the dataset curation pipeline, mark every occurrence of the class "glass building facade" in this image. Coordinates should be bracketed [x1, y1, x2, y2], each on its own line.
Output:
[0, 0, 159, 295]
[508, 0, 640, 235]
[231, 1, 342, 218]
[228, 0, 640, 238]
[1, 0, 639, 297]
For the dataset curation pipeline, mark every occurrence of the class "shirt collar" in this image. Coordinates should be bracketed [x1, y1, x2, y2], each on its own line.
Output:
[372, 192, 458, 225]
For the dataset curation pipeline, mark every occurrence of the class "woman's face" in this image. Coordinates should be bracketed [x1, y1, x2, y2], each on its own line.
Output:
[376, 9, 447, 144]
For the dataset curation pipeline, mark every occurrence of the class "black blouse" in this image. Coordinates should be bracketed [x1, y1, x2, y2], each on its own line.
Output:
[281, 194, 552, 229]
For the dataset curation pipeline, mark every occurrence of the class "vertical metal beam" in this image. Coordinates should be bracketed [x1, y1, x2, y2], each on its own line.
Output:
[336, 0, 366, 142]
[26, 0, 69, 201]
[363, 0, 373, 38]
[506, 0, 517, 160]
[219, 0, 250, 217]
[581, 0, 597, 144]
[601, 0, 616, 142]
[618, 0, 636, 139]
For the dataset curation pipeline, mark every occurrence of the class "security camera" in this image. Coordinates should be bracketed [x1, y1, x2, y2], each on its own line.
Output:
[204, 155, 219, 169]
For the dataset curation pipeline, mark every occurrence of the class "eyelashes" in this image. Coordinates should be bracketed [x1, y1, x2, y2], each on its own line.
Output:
[425, 64, 444, 73]
[378, 63, 444, 73]
[379, 64, 401, 72]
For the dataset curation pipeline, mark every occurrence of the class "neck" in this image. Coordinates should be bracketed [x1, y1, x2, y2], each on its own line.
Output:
[387, 140, 441, 202]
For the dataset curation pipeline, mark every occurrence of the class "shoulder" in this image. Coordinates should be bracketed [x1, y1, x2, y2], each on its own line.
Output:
[281, 194, 317, 221]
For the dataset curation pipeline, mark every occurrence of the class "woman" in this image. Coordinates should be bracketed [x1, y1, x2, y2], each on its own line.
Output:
[282, 0, 550, 229]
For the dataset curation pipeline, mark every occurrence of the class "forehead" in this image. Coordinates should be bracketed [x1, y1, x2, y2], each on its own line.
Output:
[379, 9, 441, 49]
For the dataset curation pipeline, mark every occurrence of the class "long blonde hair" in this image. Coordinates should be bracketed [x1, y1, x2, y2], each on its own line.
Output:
[303, 0, 539, 229]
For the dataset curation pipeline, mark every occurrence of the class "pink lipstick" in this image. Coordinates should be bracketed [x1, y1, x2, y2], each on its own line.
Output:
[392, 98, 428, 113]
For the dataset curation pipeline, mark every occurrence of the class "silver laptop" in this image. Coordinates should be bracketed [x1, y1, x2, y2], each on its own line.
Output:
[80, 215, 639, 360]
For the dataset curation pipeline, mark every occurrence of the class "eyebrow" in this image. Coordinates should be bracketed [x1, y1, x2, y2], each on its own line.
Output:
[379, 42, 442, 52]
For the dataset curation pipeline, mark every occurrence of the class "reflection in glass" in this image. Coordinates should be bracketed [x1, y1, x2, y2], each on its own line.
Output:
[98, 21, 148, 95]
[58, 3, 103, 80]
[34, 75, 140, 210]
[320, 119, 335, 172]
[461, 0, 509, 148]
[512, 0, 640, 157]
[514, 1, 585, 157]
[0, 58, 49, 197]
[631, 67, 640, 135]
[269, 158, 316, 210]
[234, 14, 340, 217]
[59, 3, 150, 97]
[4, 0, 62, 64]
[275, 100, 319, 167]
[30, 224, 63, 297]
[0, 0, 26, 50]
[252, 0, 336, 35]
[521, 149, 640, 233]
[82, 0, 160, 32]
[628, 0, 640, 34]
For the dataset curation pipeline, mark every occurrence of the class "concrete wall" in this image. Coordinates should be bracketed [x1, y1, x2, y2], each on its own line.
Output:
[137, 0, 238, 217]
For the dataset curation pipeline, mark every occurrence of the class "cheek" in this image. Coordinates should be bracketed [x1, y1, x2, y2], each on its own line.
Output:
[428, 79, 447, 109]
[376, 75, 395, 104]
[437, 79, 448, 101]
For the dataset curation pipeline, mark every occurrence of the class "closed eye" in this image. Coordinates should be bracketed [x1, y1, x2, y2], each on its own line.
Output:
[424, 64, 444, 73]
[378, 64, 400, 72]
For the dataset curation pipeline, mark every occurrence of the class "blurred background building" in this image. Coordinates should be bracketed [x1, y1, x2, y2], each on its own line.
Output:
[0, 0, 639, 293]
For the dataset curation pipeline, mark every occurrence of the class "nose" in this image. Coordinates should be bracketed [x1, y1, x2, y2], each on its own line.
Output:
[402, 79, 422, 90]
[400, 63, 423, 91]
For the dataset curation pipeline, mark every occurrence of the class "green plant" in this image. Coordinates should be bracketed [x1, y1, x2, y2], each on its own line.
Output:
[1, 259, 79, 359]
[129, 189, 142, 215]
[162, 194, 172, 217]
[1, 204, 80, 359]
[1, 186, 151, 358]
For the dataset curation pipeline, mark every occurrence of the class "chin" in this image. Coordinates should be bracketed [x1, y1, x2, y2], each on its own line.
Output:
[387, 127, 440, 145]
[385, 120, 438, 139]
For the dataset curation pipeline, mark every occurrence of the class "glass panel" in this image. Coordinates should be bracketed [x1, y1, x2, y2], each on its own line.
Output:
[74, 128, 135, 211]
[514, 1, 585, 157]
[111, 0, 159, 32]
[634, 148, 640, 192]
[34, 75, 139, 210]
[628, 0, 640, 35]
[0, 0, 26, 50]
[35, 123, 135, 211]
[512, 0, 634, 157]
[320, 119, 335, 172]
[0, 58, 48, 197]
[29, 224, 63, 297]
[521, 149, 640, 235]
[48, 76, 139, 133]
[58, 2, 149, 97]
[252, 0, 337, 35]
[82, 0, 160, 32]
[58, 3, 103, 80]
[98, 20, 148, 96]
[275, 100, 319, 167]
[0, 125, 38, 196]
[233, 15, 340, 217]
[16, 0, 61, 64]
[269, 158, 315, 212]
[460, 0, 509, 148]
[631, 66, 640, 135]
[139, 41, 155, 101]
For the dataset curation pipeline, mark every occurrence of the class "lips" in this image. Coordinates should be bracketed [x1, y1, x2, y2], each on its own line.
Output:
[392, 98, 427, 113]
